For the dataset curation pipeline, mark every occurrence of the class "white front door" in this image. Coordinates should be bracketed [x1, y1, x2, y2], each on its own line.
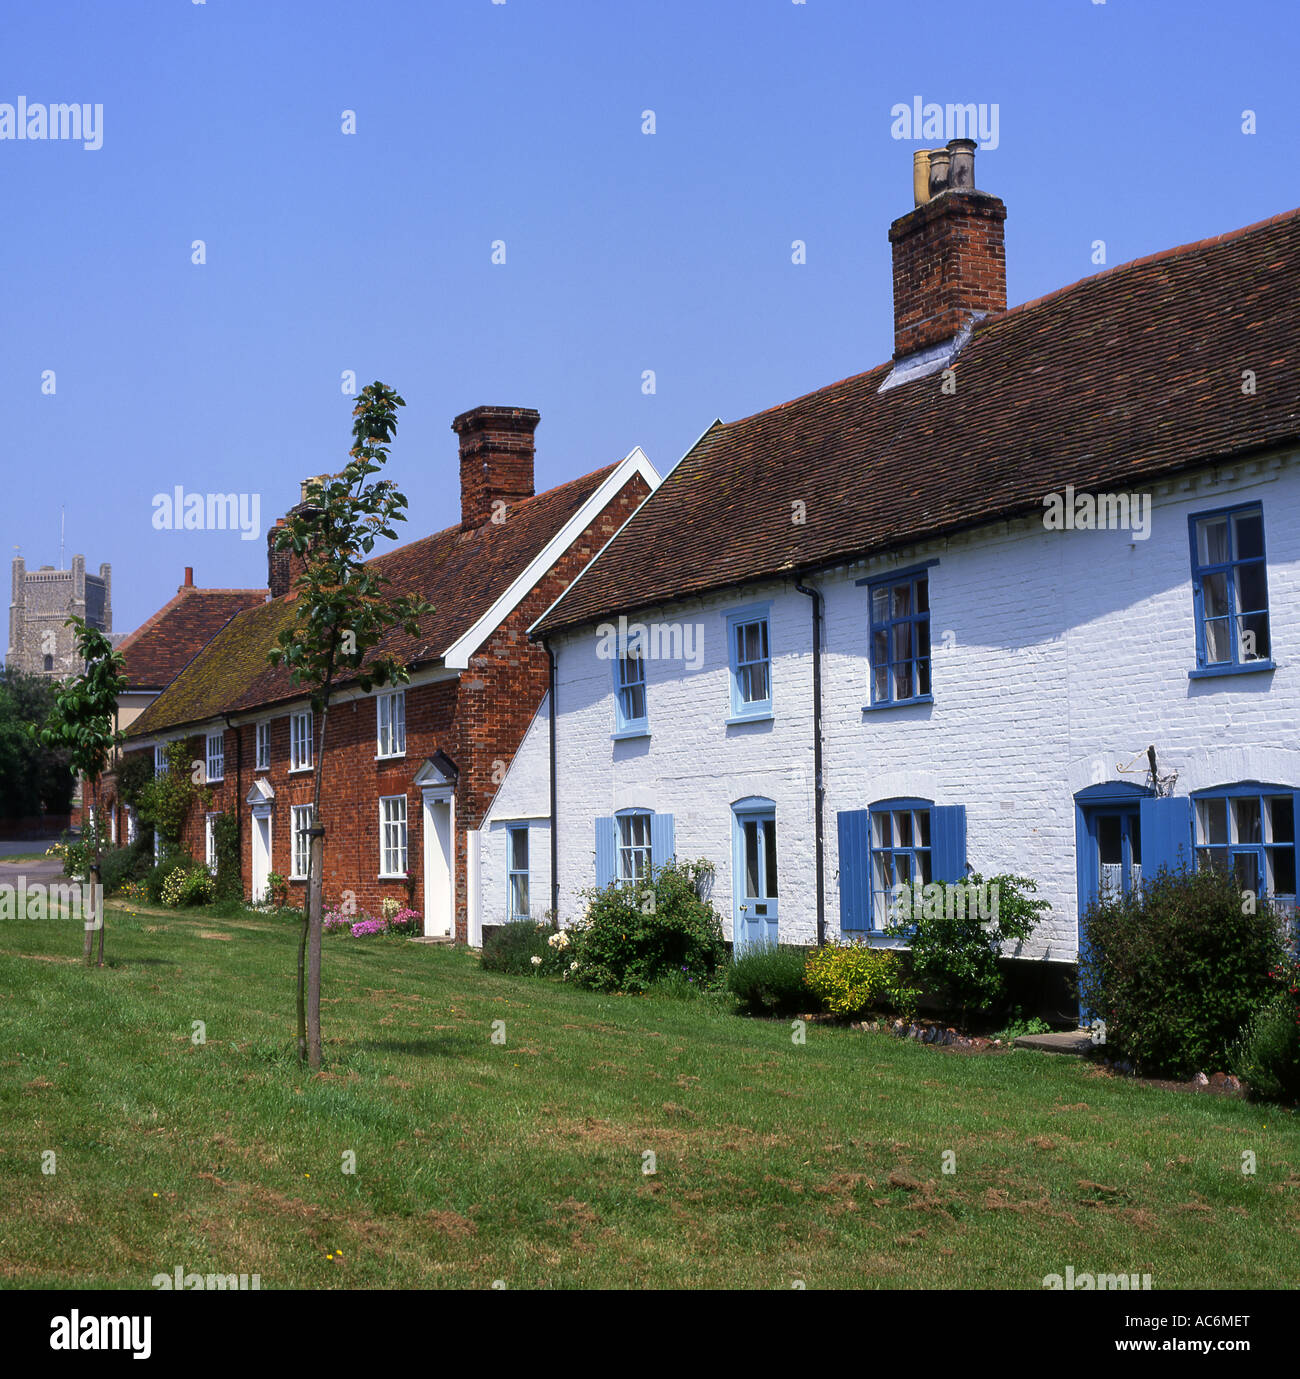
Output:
[423, 791, 453, 937]
[251, 811, 272, 905]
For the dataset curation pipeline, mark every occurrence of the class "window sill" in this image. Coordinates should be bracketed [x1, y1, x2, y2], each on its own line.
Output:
[376, 753, 407, 762]
[862, 694, 934, 712]
[288, 766, 314, 775]
[1188, 660, 1276, 680]
[207, 776, 224, 785]
[611, 728, 650, 742]
[726, 710, 773, 726]
[255, 765, 270, 774]
[378, 873, 408, 881]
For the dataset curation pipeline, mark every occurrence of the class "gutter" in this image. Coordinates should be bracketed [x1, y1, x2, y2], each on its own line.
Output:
[794, 575, 826, 947]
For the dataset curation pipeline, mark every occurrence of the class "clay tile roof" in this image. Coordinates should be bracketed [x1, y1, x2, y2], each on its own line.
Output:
[535, 205, 1300, 636]
[126, 463, 619, 738]
[116, 587, 266, 691]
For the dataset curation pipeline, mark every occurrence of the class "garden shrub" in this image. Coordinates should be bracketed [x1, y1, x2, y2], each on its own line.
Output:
[481, 920, 555, 975]
[570, 860, 725, 994]
[1230, 957, 1300, 1104]
[98, 837, 153, 895]
[804, 941, 918, 1018]
[212, 812, 242, 901]
[145, 852, 199, 905]
[160, 864, 215, 908]
[726, 944, 810, 1016]
[886, 872, 1049, 1020]
[1079, 865, 1287, 1078]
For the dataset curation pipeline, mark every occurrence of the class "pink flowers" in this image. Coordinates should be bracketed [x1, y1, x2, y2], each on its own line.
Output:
[324, 903, 421, 937]
[350, 918, 387, 937]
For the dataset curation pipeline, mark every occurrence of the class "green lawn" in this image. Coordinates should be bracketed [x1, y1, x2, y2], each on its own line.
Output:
[1, 901, 1297, 1289]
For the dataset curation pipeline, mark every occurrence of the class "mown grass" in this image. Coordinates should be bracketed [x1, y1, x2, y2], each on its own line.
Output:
[1, 900, 1297, 1289]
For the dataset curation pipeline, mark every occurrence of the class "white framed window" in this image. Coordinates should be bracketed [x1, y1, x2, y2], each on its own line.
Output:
[206, 732, 225, 783]
[125, 806, 137, 845]
[255, 720, 271, 771]
[110, 809, 118, 845]
[291, 805, 314, 880]
[380, 795, 408, 877]
[377, 690, 406, 758]
[154, 744, 166, 777]
[290, 711, 313, 772]
[205, 814, 219, 874]
[507, 825, 529, 919]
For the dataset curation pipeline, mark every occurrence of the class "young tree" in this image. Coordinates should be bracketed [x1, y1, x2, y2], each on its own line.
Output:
[269, 382, 432, 1068]
[31, 617, 126, 965]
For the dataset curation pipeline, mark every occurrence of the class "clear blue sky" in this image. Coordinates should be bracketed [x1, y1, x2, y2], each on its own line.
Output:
[2, 0, 1295, 639]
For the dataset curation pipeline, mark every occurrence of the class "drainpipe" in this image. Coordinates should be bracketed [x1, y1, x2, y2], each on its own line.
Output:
[794, 576, 826, 947]
[544, 637, 559, 922]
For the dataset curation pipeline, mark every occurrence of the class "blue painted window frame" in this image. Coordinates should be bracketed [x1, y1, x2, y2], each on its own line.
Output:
[868, 797, 933, 931]
[1190, 783, 1298, 910]
[506, 824, 530, 920]
[725, 603, 773, 723]
[860, 561, 938, 709]
[612, 650, 649, 738]
[615, 807, 654, 883]
[1188, 503, 1274, 678]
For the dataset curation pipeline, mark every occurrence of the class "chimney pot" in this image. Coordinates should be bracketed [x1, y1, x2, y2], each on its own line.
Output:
[912, 150, 932, 207]
[927, 148, 951, 199]
[946, 138, 977, 192]
[183, 567, 193, 587]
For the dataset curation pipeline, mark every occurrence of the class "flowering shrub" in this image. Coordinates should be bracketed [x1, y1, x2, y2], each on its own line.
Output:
[323, 907, 352, 933]
[160, 866, 215, 908]
[571, 860, 725, 994]
[481, 921, 555, 975]
[804, 942, 918, 1018]
[388, 907, 420, 935]
[351, 918, 388, 937]
[381, 897, 400, 920]
[1231, 956, 1300, 1104]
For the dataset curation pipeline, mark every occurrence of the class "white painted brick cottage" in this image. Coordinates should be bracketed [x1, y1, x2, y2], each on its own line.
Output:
[486, 144, 1300, 1011]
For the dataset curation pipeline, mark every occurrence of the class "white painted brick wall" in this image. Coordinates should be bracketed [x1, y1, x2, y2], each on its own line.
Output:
[477, 696, 553, 930]
[524, 452, 1300, 962]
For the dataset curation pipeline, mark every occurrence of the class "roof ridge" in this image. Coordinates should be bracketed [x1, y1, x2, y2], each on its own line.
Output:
[710, 205, 1300, 437]
[982, 203, 1300, 332]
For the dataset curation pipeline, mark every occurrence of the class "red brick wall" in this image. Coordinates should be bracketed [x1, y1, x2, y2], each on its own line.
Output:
[118, 471, 650, 941]
[889, 190, 1007, 358]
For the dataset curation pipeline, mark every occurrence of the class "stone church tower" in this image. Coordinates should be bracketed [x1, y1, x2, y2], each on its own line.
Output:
[7, 555, 112, 677]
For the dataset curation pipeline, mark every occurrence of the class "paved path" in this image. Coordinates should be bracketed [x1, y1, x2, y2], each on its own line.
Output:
[1013, 1030, 1093, 1055]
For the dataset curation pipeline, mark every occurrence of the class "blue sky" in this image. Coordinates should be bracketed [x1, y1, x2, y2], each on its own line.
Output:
[2, 0, 1295, 638]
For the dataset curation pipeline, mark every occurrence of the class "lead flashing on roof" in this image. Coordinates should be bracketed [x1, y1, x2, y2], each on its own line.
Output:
[877, 313, 984, 394]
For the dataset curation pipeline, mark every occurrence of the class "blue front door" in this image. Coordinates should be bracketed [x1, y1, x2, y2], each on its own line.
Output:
[734, 806, 778, 952]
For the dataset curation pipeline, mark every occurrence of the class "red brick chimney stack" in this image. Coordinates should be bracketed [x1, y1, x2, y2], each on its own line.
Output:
[452, 405, 539, 530]
[889, 138, 1007, 359]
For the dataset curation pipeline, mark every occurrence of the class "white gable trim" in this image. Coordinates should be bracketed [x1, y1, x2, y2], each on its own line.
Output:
[527, 420, 719, 640]
[442, 446, 660, 670]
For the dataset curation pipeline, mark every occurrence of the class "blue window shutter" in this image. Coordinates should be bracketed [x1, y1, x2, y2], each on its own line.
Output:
[930, 805, 967, 882]
[650, 813, 675, 870]
[595, 817, 617, 889]
[1139, 796, 1193, 877]
[837, 810, 871, 931]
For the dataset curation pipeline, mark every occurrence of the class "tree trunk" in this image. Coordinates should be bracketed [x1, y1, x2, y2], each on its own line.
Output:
[83, 778, 97, 965]
[298, 697, 331, 1068]
[94, 778, 106, 967]
[307, 831, 324, 1069]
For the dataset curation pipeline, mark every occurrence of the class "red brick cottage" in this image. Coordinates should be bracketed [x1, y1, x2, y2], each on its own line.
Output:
[121, 406, 657, 940]
[83, 572, 265, 844]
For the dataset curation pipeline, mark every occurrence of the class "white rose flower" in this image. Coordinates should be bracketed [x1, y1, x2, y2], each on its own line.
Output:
[530, 955, 542, 966]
